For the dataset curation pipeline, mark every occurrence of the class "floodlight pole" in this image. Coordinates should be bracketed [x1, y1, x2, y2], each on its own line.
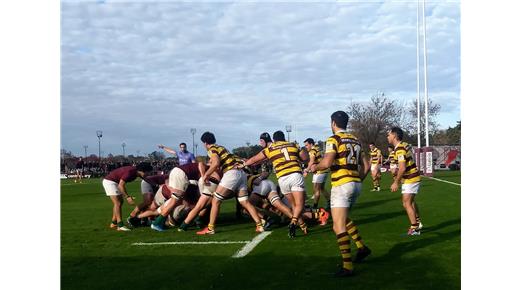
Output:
[285, 125, 292, 142]
[190, 128, 196, 154]
[422, 0, 430, 147]
[416, 0, 421, 149]
[96, 130, 103, 161]
[83, 145, 88, 158]
[122, 142, 126, 157]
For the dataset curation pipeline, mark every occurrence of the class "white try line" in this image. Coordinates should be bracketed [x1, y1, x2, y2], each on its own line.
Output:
[132, 241, 249, 246]
[232, 231, 272, 258]
[424, 176, 461, 186]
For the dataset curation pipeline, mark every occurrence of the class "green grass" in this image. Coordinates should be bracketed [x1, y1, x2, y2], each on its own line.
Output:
[61, 171, 461, 290]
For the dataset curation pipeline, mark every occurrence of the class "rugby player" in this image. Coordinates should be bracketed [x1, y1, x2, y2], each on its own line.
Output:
[242, 130, 308, 238]
[386, 145, 398, 182]
[387, 127, 423, 235]
[127, 173, 168, 227]
[309, 111, 372, 277]
[369, 142, 383, 191]
[102, 163, 153, 231]
[149, 161, 217, 232]
[196, 132, 264, 235]
[303, 138, 330, 210]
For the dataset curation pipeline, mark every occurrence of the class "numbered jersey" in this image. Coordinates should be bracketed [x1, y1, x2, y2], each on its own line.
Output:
[207, 144, 241, 174]
[309, 145, 328, 174]
[394, 142, 421, 184]
[370, 148, 382, 164]
[262, 141, 303, 179]
[325, 131, 363, 187]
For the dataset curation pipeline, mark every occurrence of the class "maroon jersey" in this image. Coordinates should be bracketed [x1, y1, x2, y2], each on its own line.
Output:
[143, 174, 168, 187]
[178, 163, 203, 181]
[184, 184, 200, 205]
[105, 166, 138, 183]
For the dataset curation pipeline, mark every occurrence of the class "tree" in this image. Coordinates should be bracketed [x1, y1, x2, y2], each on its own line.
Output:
[148, 151, 165, 161]
[407, 99, 441, 146]
[346, 93, 407, 150]
[232, 145, 263, 159]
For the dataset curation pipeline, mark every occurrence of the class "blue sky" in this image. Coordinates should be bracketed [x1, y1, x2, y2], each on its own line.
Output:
[61, 0, 460, 157]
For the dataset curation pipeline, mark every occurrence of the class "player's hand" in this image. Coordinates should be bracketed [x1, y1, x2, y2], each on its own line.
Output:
[309, 164, 317, 173]
[303, 170, 308, 177]
[235, 163, 245, 169]
[390, 182, 399, 192]
[126, 195, 135, 205]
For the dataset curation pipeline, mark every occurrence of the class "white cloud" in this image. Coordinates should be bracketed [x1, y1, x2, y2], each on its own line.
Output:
[61, 1, 460, 155]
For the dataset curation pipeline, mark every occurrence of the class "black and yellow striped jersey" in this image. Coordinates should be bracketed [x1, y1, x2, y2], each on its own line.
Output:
[394, 141, 421, 183]
[325, 131, 363, 187]
[262, 141, 303, 179]
[388, 150, 397, 165]
[309, 145, 328, 174]
[370, 147, 382, 164]
[246, 174, 262, 192]
[207, 144, 241, 174]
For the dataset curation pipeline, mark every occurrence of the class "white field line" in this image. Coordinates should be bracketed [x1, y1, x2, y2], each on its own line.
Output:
[132, 241, 249, 246]
[232, 231, 272, 258]
[424, 176, 461, 186]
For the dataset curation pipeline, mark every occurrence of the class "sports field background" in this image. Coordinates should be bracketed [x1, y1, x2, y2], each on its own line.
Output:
[61, 171, 461, 289]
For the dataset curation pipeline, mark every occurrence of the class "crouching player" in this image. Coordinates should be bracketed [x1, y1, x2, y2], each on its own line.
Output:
[102, 163, 153, 231]
[127, 173, 169, 227]
[149, 161, 215, 232]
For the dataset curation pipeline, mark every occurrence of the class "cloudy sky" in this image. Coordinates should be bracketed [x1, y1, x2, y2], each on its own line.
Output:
[61, 0, 460, 157]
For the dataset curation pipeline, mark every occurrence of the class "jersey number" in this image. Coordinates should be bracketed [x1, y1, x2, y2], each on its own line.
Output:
[345, 143, 361, 165]
[281, 147, 291, 161]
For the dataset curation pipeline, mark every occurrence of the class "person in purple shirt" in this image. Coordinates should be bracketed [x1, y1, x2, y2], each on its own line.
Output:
[158, 143, 196, 166]
[102, 163, 153, 231]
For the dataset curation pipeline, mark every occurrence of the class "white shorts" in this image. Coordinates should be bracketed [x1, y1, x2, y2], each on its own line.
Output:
[330, 182, 362, 208]
[252, 180, 277, 197]
[153, 185, 169, 206]
[390, 164, 398, 170]
[278, 172, 305, 195]
[102, 179, 122, 196]
[312, 172, 327, 184]
[141, 180, 155, 195]
[371, 164, 380, 172]
[168, 167, 189, 192]
[172, 204, 189, 221]
[198, 177, 218, 196]
[219, 169, 247, 192]
[402, 182, 420, 194]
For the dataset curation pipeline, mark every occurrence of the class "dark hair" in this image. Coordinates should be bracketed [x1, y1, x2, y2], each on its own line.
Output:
[303, 138, 315, 145]
[200, 132, 216, 144]
[369, 142, 375, 146]
[179, 143, 187, 147]
[388, 145, 394, 149]
[389, 127, 404, 141]
[136, 162, 153, 173]
[273, 131, 285, 142]
[330, 111, 349, 129]
[259, 132, 272, 143]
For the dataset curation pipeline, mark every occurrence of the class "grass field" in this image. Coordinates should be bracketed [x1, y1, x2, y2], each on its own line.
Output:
[61, 170, 461, 290]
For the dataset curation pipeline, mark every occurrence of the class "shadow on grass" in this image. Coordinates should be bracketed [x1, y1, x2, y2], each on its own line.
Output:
[62, 248, 459, 290]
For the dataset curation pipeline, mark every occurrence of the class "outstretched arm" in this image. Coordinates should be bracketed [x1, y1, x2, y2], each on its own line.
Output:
[158, 144, 177, 156]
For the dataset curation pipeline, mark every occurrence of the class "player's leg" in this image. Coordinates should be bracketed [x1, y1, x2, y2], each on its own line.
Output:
[151, 193, 182, 231]
[179, 194, 211, 231]
[330, 183, 354, 276]
[312, 182, 321, 208]
[402, 193, 419, 235]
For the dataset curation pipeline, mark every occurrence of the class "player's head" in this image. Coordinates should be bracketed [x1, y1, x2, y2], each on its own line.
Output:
[259, 132, 272, 148]
[369, 142, 376, 150]
[200, 132, 216, 148]
[303, 138, 315, 151]
[179, 142, 187, 152]
[136, 162, 153, 177]
[330, 111, 349, 132]
[273, 131, 286, 142]
[387, 127, 404, 145]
